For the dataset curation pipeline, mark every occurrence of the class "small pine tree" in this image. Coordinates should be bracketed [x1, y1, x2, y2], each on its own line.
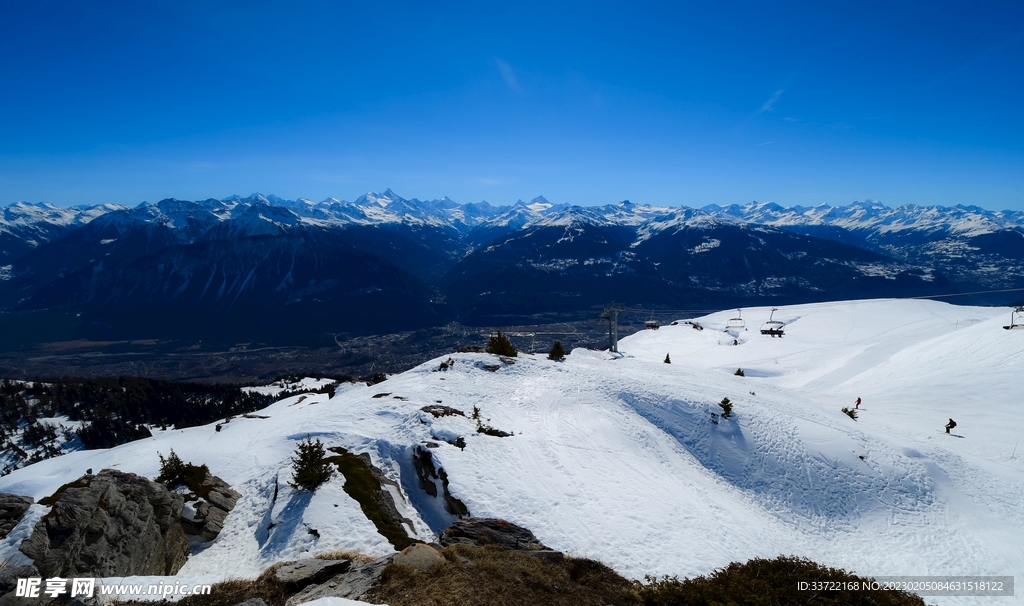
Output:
[548, 340, 566, 361]
[841, 407, 858, 421]
[735, 368, 745, 376]
[664, 353, 671, 364]
[471, 405, 481, 420]
[719, 397, 733, 419]
[290, 436, 332, 491]
[156, 449, 210, 491]
[156, 450, 185, 485]
[486, 331, 517, 357]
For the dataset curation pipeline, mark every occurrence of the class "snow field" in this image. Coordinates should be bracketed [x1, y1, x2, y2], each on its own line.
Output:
[0, 299, 1021, 605]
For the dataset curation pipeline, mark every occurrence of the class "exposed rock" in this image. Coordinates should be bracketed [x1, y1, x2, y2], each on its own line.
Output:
[231, 599, 268, 606]
[439, 518, 565, 564]
[0, 564, 38, 597]
[273, 558, 351, 591]
[285, 556, 391, 606]
[200, 475, 241, 511]
[412, 446, 469, 517]
[0, 493, 33, 540]
[439, 518, 550, 551]
[179, 472, 240, 542]
[19, 469, 189, 578]
[392, 543, 445, 571]
[0, 590, 50, 606]
[192, 504, 227, 541]
[420, 404, 464, 418]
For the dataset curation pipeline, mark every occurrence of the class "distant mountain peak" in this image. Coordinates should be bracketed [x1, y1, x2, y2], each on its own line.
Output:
[356, 189, 404, 207]
[848, 199, 887, 209]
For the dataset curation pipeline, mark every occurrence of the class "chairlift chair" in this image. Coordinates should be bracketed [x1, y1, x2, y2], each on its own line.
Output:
[1004, 306, 1024, 330]
[725, 309, 746, 331]
[760, 308, 785, 338]
[645, 313, 660, 330]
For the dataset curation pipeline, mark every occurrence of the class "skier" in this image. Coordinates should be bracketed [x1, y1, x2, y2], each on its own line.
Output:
[855, 397, 861, 409]
[945, 418, 956, 434]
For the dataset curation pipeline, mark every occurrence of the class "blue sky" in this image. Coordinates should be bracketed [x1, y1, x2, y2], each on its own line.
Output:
[2, 1, 1024, 210]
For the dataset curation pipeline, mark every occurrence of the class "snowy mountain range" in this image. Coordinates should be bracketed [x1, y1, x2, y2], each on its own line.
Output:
[1, 192, 1022, 344]
[1, 299, 1021, 606]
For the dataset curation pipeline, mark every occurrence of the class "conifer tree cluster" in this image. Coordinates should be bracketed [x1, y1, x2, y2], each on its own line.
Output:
[486, 331, 517, 357]
[155, 449, 210, 491]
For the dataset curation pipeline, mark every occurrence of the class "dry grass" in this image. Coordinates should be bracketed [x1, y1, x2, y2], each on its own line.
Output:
[113, 563, 292, 606]
[638, 556, 925, 606]
[364, 544, 639, 606]
[315, 549, 375, 563]
[108, 550, 925, 606]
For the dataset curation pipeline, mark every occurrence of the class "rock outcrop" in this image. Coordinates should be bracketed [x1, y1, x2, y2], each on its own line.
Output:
[19, 469, 190, 578]
[0, 493, 33, 540]
[180, 473, 241, 542]
[0, 564, 39, 598]
[273, 559, 352, 591]
[439, 517, 562, 561]
[285, 557, 392, 606]
[412, 446, 469, 517]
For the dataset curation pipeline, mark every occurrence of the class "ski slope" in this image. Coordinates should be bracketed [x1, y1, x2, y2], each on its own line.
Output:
[1, 299, 1021, 605]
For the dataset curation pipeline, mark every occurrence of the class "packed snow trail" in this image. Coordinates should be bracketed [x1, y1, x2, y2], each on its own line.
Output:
[0, 299, 1021, 606]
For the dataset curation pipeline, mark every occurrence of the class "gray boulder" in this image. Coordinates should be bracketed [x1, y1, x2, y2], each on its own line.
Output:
[392, 543, 445, 571]
[273, 558, 351, 591]
[181, 499, 229, 542]
[0, 493, 33, 540]
[285, 556, 391, 606]
[19, 469, 190, 578]
[179, 473, 241, 542]
[199, 474, 241, 511]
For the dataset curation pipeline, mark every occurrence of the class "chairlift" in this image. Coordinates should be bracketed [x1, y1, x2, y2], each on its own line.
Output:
[725, 309, 745, 331]
[760, 308, 785, 338]
[1003, 306, 1024, 330]
[645, 312, 660, 330]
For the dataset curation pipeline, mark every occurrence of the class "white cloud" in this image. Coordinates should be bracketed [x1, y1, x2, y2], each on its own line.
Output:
[756, 89, 784, 115]
[495, 58, 523, 93]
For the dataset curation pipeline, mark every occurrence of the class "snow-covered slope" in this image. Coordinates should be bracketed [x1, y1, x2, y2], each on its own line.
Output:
[1, 300, 1022, 605]
[701, 200, 1024, 236]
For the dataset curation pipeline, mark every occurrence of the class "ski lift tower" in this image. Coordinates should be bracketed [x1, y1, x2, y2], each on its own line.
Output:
[601, 303, 626, 353]
[1004, 306, 1024, 330]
